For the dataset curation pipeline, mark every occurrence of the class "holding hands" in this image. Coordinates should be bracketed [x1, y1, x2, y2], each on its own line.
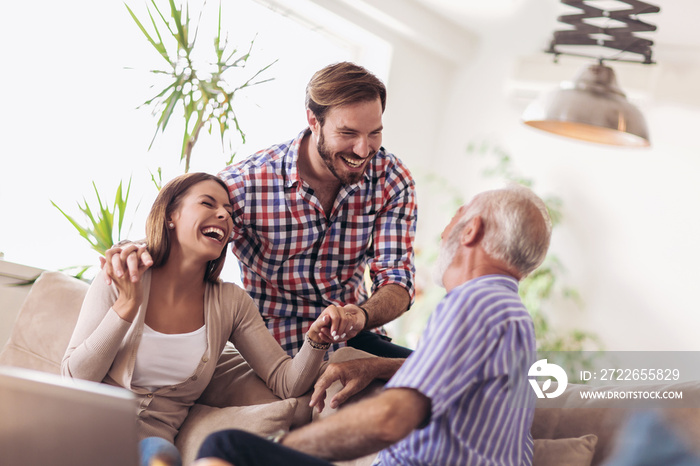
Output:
[101, 243, 153, 322]
[101, 242, 153, 285]
[307, 304, 367, 347]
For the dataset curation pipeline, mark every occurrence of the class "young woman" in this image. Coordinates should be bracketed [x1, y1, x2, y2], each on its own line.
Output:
[61, 173, 352, 466]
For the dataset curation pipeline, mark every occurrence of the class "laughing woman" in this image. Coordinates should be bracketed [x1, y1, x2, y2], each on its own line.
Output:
[61, 173, 350, 466]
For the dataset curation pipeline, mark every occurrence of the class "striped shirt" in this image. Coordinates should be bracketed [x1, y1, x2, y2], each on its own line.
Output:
[218, 129, 417, 355]
[377, 275, 536, 466]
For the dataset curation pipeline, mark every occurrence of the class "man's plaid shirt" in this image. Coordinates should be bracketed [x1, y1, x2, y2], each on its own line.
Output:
[218, 129, 417, 355]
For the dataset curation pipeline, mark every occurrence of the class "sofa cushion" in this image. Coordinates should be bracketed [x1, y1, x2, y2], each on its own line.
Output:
[531, 382, 700, 464]
[533, 434, 598, 466]
[0, 271, 87, 372]
[175, 399, 298, 465]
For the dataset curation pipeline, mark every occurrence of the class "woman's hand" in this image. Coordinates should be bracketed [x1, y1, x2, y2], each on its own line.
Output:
[101, 243, 153, 322]
[307, 304, 365, 345]
[100, 242, 153, 285]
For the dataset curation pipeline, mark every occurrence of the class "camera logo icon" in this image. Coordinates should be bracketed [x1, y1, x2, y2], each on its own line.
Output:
[528, 359, 568, 399]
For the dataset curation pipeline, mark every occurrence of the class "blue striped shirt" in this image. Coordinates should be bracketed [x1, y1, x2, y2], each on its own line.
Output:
[377, 275, 536, 466]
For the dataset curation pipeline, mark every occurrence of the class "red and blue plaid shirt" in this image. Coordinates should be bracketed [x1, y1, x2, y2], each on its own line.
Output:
[219, 129, 417, 355]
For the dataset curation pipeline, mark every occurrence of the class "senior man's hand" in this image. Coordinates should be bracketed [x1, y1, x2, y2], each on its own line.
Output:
[310, 357, 406, 412]
[309, 358, 377, 412]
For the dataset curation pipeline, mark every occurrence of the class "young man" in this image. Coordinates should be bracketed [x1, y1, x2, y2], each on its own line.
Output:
[104, 62, 417, 358]
[217, 62, 417, 357]
[194, 184, 552, 466]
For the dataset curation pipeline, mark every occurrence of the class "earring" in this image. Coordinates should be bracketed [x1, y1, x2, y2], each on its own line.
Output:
[168, 222, 175, 229]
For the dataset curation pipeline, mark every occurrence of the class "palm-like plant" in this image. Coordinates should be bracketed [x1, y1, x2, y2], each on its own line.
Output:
[52, 1, 276, 273]
[126, 0, 276, 172]
[51, 178, 133, 255]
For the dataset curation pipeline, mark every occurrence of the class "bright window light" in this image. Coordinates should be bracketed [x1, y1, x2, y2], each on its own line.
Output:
[0, 0, 391, 276]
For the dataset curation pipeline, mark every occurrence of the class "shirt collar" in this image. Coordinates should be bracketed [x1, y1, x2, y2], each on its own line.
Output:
[466, 274, 520, 292]
[283, 128, 309, 188]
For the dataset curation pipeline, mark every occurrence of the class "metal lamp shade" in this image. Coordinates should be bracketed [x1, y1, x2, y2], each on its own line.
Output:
[522, 63, 650, 147]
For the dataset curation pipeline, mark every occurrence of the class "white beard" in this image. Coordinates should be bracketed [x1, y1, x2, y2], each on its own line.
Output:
[432, 238, 459, 288]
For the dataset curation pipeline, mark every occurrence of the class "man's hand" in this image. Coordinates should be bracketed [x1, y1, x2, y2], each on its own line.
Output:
[310, 359, 376, 412]
[307, 305, 357, 345]
[310, 355, 407, 412]
[315, 304, 366, 343]
[101, 242, 153, 285]
[100, 243, 153, 323]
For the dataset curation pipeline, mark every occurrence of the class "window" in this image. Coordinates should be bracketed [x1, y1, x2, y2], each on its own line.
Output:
[0, 0, 391, 275]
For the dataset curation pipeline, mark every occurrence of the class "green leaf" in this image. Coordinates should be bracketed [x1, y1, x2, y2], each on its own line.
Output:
[127, 0, 277, 169]
[51, 201, 94, 244]
[51, 179, 136, 256]
[149, 167, 163, 191]
[125, 3, 171, 65]
[168, 0, 188, 49]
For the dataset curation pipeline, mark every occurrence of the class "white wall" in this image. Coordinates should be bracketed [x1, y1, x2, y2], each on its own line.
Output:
[400, 0, 700, 350]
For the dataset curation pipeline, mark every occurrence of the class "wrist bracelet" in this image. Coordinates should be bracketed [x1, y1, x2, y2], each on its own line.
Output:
[306, 332, 331, 350]
[267, 429, 288, 444]
[358, 305, 370, 330]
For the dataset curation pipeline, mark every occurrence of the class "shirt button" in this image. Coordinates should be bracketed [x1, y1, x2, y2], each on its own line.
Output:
[191, 375, 198, 381]
[147, 393, 153, 398]
[202, 356, 209, 363]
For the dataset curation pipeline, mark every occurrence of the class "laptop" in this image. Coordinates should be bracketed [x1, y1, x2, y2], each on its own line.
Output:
[0, 365, 139, 466]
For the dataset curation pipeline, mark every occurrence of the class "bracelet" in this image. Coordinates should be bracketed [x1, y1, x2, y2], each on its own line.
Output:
[306, 332, 331, 350]
[358, 305, 370, 330]
[267, 429, 288, 444]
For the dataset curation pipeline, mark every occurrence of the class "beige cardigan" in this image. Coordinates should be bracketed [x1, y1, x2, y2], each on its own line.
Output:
[61, 270, 326, 442]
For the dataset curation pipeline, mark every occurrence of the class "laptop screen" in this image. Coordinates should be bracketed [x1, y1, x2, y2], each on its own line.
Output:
[0, 366, 139, 466]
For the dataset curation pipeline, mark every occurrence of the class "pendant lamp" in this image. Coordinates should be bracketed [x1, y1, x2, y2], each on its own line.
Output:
[522, 0, 660, 148]
[522, 62, 649, 147]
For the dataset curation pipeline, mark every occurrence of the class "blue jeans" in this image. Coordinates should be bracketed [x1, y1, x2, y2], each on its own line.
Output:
[139, 437, 182, 466]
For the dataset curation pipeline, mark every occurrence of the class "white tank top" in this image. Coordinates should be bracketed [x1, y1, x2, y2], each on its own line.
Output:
[132, 324, 207, 391]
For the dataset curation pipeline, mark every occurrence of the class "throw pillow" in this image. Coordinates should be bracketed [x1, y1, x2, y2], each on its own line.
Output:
[175, 399, 298, 465]
[533, 434, 598, 466]
[0, 271, 87, 373]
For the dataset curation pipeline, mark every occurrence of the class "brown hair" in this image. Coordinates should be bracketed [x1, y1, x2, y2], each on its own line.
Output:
[305, 62, 387, 126]
[146, 172, 230, 283]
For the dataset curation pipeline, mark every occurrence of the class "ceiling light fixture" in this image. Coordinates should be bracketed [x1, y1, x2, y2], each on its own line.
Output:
[522, 0, 660, 147]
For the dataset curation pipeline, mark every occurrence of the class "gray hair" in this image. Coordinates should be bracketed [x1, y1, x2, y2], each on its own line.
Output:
[449, 184, 552, 277]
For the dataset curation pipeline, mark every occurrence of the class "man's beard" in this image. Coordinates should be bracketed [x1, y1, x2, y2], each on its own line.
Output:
[317, 131, 368, 186]
[432, 237, 459, 288]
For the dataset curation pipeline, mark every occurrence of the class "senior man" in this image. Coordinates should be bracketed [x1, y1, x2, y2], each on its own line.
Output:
[193, 183, 552, 466]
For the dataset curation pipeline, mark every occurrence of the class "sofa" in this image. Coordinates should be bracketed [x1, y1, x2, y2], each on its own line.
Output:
[2, 271, 700, 465]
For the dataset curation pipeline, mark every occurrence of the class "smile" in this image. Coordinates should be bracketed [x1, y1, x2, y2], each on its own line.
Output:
[201, 226, 226, 242]
[341, 156, 364, 168]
